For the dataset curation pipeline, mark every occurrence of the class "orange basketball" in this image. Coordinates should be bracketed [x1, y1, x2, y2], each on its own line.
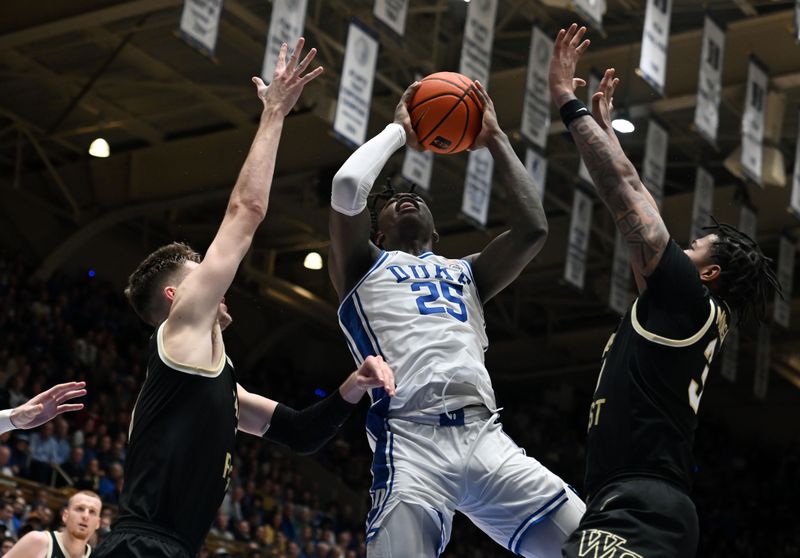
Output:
[409, 72, 484, 154]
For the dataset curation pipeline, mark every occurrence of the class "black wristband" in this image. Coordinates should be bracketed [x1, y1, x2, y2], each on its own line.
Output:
[559, 99, 591, 128]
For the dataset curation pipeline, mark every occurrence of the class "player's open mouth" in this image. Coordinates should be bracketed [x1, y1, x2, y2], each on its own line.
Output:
[397, 199, 419, 213]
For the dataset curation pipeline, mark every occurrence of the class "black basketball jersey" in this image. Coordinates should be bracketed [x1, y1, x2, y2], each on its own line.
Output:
[585, 240, 729, 499]
[117, 322, 238, 555]
[47, 531, 90, 557]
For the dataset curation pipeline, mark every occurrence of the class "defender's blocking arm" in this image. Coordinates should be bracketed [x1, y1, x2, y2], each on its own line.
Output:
[236, 356, 395, 455]
[465, 81, 549, 302]
[549, 24, 669, 277]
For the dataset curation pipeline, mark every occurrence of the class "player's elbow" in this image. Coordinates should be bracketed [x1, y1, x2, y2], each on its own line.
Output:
[519, 222, 549, 251]
[228, 198, 267, 224]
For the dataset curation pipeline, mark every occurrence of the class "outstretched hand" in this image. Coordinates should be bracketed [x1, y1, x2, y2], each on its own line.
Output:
[469, 80, 501, 150]
[394, 82, 423, 151]
[340, 355, 396, 404]
[10, 381, 86, 430]
[252, 37, 324, 117]
[592, 68, 620, 133]
[548, 23, 591, 107]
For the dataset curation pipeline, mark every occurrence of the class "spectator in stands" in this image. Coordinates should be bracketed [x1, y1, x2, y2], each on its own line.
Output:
[0, 447, 12, 477]
[209, 512, 233, 541]
[4, 490, 101, 558]
[97, 462, 123, 504]
[0, 501, 16, 539]
[60, 446, 85, 485]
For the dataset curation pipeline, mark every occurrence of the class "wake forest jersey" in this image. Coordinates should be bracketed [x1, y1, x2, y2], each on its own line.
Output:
[585, 241, 729, 498]
[118, 321, 238, 555]
[48, 531, 90, 557]
[338, 250, 495, 419]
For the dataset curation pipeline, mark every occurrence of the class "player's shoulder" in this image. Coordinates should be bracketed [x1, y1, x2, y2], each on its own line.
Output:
[12, 529, 50, 553]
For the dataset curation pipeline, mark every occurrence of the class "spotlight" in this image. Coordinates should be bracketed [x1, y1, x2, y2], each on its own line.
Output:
[303, 252, 323, 270]
[611, 116, 635, 134]
[88, 138, 110, 158]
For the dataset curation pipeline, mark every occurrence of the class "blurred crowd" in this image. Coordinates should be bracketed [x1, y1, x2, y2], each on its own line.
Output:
[0, 251, 797, 557]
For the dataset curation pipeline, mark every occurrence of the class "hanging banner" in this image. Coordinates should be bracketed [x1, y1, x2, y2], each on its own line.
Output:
[690, 167, 714, 241]
[720, 328, 738, 382]
[791, 111, 800, 219]
[609, 230, 632, 315]
[740, 57, 768, 186]
[521, 26, 555, 149]
[795, 0, 800, 42]
[573, 0, 605, 32]
[638, 0, 672, 95]
[459, 0, 498, 86]
[524, 148, 548, 200]
[564, 188, 593, 290]
[333, 20, 379, 147]
[739, 203, 757, 240]
[461, 149, 494, 226]
[373, 0, 408, 37]
[774, 236, 796, 328]
[178, 0, 223, 56]
[641, 118, 669, 208]
[693, 15, 726, 146]
[262, 0, 308, 81]
[753, 325, 770, 400]
[578, 72, 602, 185]
[401, 149, 434, 194]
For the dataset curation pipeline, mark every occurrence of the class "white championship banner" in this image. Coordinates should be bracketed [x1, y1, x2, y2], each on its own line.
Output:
[459, 0, 498, 86]
[564, 188, 593, 290]
[333, 21, 379, 147]
[521, 26, 554, 149]
[774, 236, 796, 328]
[178, 0, 223, 56]
[578, 71, 601, 185]
[720, 328, 738, 382]
[693, 16, 725, 145]
[642, 118, 669, 208]
[690, 167, 714, 241]
[401, 149, 434, 194]
[573, 0, 605, 32]
[791, 111, 800, 219]
[262, 0, 308, 81]
[525, 148, 548, 201]
[373, 0, 408, 37]
[753, 325, 770, 400]
[461, 149, 494, 226]
[638, 0, 672, 95]
[740, 57, 768, 186]
[609, 229, 631, 315]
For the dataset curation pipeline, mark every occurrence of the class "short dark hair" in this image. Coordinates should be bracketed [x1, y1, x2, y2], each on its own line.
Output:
[704, 219, 782, 325]
[124, 242, 201, 325]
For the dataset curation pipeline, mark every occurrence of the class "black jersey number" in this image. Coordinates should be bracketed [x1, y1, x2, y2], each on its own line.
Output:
[689, 339, 717, 414]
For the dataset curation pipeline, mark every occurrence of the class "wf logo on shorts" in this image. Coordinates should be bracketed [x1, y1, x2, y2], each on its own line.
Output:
[577, 529, 643, 558]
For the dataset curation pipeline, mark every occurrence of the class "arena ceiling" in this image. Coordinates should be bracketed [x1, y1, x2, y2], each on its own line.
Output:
[2, 1, 800, 427]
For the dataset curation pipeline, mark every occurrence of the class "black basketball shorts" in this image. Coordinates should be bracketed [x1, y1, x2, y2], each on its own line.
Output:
[562, 477, 699, 558]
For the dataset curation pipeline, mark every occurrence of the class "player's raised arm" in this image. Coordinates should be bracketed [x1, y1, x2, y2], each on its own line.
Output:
[236, 356, 395, 454]
[464, 81, 549, 302]
[549, 24, 669, 277]
[328, 82, 421, 299]
[166, 39, 322, 338]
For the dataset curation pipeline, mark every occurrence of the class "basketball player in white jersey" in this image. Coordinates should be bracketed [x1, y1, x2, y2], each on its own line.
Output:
[328, 82, 585, 557]
[5, 491, 101, 558]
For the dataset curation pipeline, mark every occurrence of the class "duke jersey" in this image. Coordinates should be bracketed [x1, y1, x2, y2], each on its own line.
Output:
[585, 241, 729, 498]
[338, 250, 496, 418]
[118, 321, 239, 555]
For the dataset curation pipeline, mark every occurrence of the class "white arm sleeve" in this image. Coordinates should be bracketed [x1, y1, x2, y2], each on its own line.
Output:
[331, 123, 406, 216]
[0, 409, 15, 435]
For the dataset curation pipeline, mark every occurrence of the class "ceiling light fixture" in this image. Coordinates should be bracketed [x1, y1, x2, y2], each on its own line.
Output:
[88, 138, 110, 158]
[303, 252, 323, 270]
[611, 114, 635, 134]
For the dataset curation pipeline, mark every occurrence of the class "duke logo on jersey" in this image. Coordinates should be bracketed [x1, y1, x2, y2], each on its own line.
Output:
[338, 250, 495, 417]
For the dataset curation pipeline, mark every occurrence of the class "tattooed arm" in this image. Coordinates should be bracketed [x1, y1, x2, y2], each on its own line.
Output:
[548, 24, 669, 277]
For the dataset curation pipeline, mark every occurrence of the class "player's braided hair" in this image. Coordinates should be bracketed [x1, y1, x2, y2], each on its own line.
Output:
[124, 241, 201, 325]
[702, 217, 782, 325]
[368, 178, 419, 242]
